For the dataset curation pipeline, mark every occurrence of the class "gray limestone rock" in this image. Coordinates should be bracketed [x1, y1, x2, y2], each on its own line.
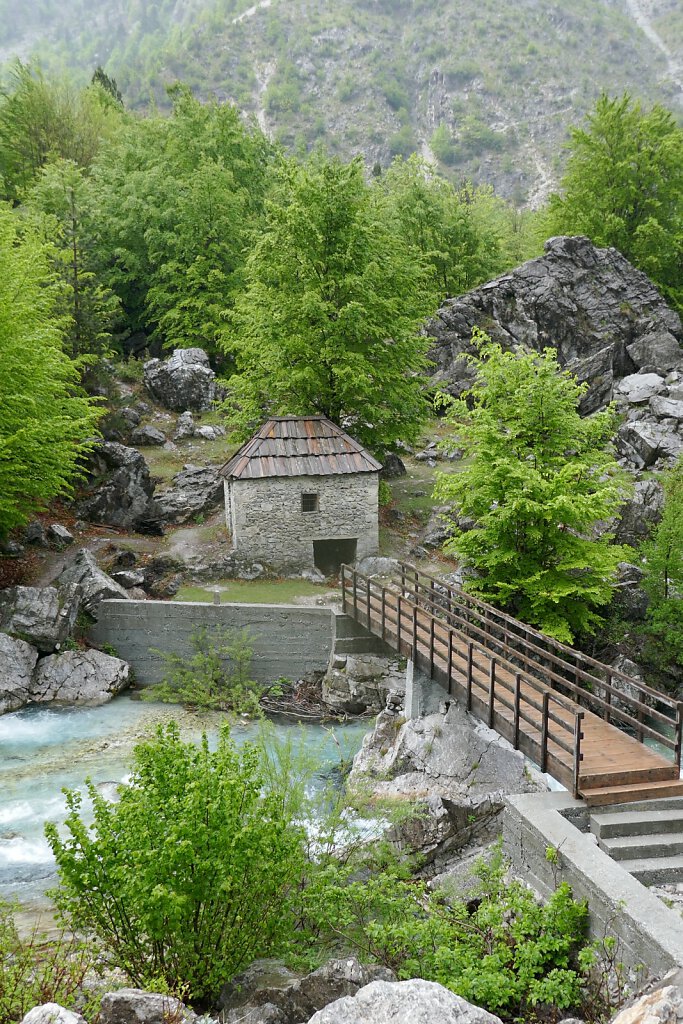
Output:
[194, 423, 226, 440]
[20, 1005, 86, 1024]
[614, 479, 664, 545]
[57, 549, 129, 617]
[616, 421, 683, 468]
[610, 983, 683, 1024]
[99, 989, 196, 1024]
[0, 633, 39, 713]
[649, 396, 683, 421]
[612, 562, 648, 622]
[156, 464, 224, 525]
[427, 236, 683, 416]
[323, 655, 405, 714]
[24, 520, 47, 546]
[0, 584, 80, 653]
[31, 650, 130, 705]
[615, 372, 666, 404]
[47, 524, 74, 547]
[307, 979, 504, 1024]
[77, 442, 160, 532]
[174, 410, 195, 440]
[143, 348, 217, 412]
[354, 556, 401, 577]
[380, 452, 406, 478]
[130, 424, 167, 446]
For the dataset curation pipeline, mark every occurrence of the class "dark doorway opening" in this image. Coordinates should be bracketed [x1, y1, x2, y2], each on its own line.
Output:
[314, 538, 357, 575]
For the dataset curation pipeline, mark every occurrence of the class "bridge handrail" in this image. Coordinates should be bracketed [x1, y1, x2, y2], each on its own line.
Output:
[341, 564, 586, 795]
[394, 569, 678, 750]
[397, 562, 681, 717]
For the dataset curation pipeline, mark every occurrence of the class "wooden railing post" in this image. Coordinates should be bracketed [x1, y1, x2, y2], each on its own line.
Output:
[414, 568, 419, 606]
[513, 673, 521, 749]
[397, 593, 402, 651]
[381, 587, 386, 641]
[366, 578, 371, 628]
[341, 564, 346, 613]
[466, 641, 473, 711]
[676, 702, 683, 771]
[447, 631, 454, 695]
[541, 692, 549, 772]
[603, 672, 612, 724]
[412, 604, 419, 665]
[352, 570, 358, 619]
[429, 618, 436, 677]
[573, 711, 585, 799]
[488, 659, 496, 727]
[400, 563, 406, 598]
[637, 703, 644, 744]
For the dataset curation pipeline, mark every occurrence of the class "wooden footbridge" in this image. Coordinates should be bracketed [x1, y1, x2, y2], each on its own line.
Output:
[341, 563, 683, 807]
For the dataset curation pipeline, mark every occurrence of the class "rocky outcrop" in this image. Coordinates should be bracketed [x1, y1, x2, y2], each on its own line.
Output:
[307, 979, 504, 1024]
[427, 236, 683, 417]
[143, 348, 218, 412]
[31, 650, 130, 705]
[323, 655, 404, 714]
[220, 958, 396, 1024]
[57, 550, 129, 617]
[99, 989, 196, 1024]
[77, 442, 161, 533]
[20, 1005, 86, 1024]
[0, 584, 80, 652]
[130, 424, 166, 446]
[610, 976, 683, 1024]
[156, 464, 224, 525]
[613, 478, 664, 546]
[0, 633, 39, 713]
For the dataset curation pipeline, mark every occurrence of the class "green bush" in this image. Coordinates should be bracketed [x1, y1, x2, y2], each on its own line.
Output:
[142, 626, 262, 713]
[0, 901, 97, 1024]
[46, 723, 307, 1003]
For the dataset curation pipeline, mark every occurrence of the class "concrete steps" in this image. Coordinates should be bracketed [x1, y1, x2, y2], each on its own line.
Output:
[590, 798, 683, 884]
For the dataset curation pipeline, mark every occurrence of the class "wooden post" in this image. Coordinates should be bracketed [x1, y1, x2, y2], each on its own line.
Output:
[603, 672, 612, 724]
[414, 568, 419, 607]
[352, 570, 358, 619]
[637, 704, 645, 744]
[447, 631, 453, 695]
[488, 659, 496, 727]
[466, 641, 473, 711]
[366, 578, 371, 628]
[429, 617, 435, 677]
[341, 564, 346, 614]
[541, 692, 549, 772]
[381, 587, 386, 641]
[513, 673, 521, 749]
[397, 593, 402, 651]
[676, 703, 683, 771]
[412, 604, 418, 665]
[573, 711, 585, 800]
[400, 563, 406, 598]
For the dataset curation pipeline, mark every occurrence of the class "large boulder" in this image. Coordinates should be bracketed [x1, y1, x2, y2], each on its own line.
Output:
[0, 584, 80, 652]
[616, 420, 683, 468]
[130, 424, 166, 447]
[307, 979, 504, 1024]
[143, 348, 217, 412]
[20, 1005, 86, 1024]
[323, 655, 405, 714]
[614, 478, 664, 545]
[57, 549, 129, 617]
[427, 236, 683, 415]
[156, 464, 224, 524]
[31, 649, 130, 705]
[77, 442, 160, 533]
[0, 633, 39, 713]
[610, 978, 683, 1024]
[99, 990, 196, 1024]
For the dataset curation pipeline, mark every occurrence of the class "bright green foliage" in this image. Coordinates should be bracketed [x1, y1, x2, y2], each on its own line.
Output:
[434, 333, 631, 642]
[377, 155, 508, 300]
[642, 457, 683, 670]
[0, 61, 121, 201]
[0, 205, 101, 539]
[141, 626, 262, 714]
[27, 158, 121, 365]
[90, 86, 272, 352]
[224, 154, 438, 453]
[549, 93, 683, 312]
[299, 847, 591, 1018]
[46, 723, 306, 1002]
[0, 901, 97, 1024]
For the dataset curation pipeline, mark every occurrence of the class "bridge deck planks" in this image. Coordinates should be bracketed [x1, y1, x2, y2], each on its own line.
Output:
[348, 581, 683, 806]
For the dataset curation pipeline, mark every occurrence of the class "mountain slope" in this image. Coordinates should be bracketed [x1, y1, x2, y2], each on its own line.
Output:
[1, 0, 682, 202]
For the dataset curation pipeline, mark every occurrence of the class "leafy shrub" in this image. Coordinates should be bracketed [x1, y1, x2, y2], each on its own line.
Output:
[0, 901, 97, 1024]
[142, 626, 262, 713]
[430, 124, 457, 165]
[46, 723, 307, 1003]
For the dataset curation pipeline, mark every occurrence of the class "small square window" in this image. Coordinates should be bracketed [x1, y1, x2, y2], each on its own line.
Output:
[301, 492, 319, 513]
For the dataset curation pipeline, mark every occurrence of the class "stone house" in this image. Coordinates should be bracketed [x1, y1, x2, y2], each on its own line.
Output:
[220, 416, 381, 574]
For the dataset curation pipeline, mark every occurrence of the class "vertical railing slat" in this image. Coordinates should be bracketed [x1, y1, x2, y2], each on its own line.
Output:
[541, 692, 549, 772]
[488, 659, 496, 727]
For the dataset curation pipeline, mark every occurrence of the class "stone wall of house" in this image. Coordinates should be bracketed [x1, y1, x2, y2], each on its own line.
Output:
[225, 472, 379, 571]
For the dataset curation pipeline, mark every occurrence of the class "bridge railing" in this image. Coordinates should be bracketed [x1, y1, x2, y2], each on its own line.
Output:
[341, 564, 585, 796]
[395, 562, 683, 770]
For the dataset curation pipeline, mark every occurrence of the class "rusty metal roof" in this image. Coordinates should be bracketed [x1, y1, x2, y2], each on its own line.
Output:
[220, 416, 382, 480]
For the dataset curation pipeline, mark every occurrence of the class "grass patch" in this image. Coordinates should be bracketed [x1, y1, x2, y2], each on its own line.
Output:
[173, 578, 338, 604]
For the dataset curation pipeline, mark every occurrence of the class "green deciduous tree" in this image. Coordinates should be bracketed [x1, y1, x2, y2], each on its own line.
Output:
[223, 154, 438, 453]
[434, 333, 631, 642]
[0, 205, 101, 539]
[46, 723, 306, 1003]
[548, 93, 683, 312]
[642, 457, 683, 672]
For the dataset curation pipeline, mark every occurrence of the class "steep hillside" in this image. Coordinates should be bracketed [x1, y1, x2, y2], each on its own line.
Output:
[1, 0, 682, 202]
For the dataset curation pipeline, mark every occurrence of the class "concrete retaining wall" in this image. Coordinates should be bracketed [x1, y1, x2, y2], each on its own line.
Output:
[505, 792, 683, 976]
[89, 600, 336, 685]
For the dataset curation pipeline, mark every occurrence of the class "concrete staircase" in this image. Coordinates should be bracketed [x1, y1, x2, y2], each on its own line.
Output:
[590, 797, 683, 884]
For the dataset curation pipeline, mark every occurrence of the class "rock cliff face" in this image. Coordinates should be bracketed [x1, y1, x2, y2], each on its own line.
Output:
[427, 236, 683, 416]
